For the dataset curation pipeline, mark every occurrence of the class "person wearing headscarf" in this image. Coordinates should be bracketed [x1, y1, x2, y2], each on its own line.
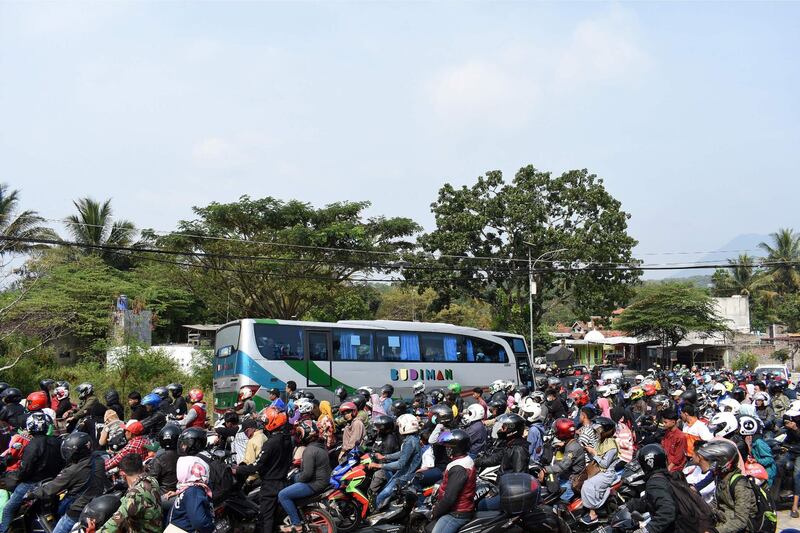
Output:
[168, 456, 214, 533]
[99, 410, 125, 448]
[317, 401, 336, 449]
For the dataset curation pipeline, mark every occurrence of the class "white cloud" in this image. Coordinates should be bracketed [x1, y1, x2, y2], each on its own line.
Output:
[192, 137, 239, 166]
[425, 7, 650, 129]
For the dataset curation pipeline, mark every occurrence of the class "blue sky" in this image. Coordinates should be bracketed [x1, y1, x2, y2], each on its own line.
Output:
[1, 2, 798, 269]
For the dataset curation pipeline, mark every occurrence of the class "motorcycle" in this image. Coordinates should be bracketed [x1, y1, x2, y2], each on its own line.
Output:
[591, 506, 649, 533]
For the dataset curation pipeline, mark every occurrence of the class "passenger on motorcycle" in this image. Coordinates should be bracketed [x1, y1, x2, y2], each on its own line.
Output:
[660, 409, 687, 472]
[96, 454, 164, 533]
[338, 401, 365, 461]
[579, 416, 620, 525]
[461, 404, 488, 459]
[128, 391, 148, 422]
[54, 384, 72, 419]
[368, 415, 401, 497]
[234, 406, 293, 533]
[369, 413, 423, 510]
[0, 412, 62, 533]
[149, 424, 181, 494]
[412, 382, 427, 414]
[475, 413, 529, 511]
[178, 388, 207, 429]
[317, 400, 336, 449]
[427, 429, 476, 533]
[140, 393, 167, 438]
[424, 404, 458, 486]
[696, 439, 757, 533]
[738, 415, 776, 487]
[754, 392, 776, 436]
[105, 420, 149, 471]
[103, 390, 125, 421]
[541, 418, 586, 502]
[624, 443, 677, 533]
[545, 387, 568, 421]
[237, 386, 257, 417]
[278, 420, 331, 532]
[165, 456, 215, 533]
[519, 397, 546, 462]
[98, 409, 125, 449]
[267, 387, 286, 411]
[378, 384, 395, 416]
[780, 410, 800, 517]
[168, 383, 188, 417]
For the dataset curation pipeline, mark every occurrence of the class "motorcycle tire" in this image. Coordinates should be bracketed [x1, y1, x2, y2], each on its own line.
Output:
[301, 507, 337, 533]
[330, 499, 362, 532]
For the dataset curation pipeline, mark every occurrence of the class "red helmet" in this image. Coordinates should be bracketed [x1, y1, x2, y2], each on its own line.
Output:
[26, 391, 48, 412]
[643, 383, 657, 397]
[553, 418, 576, 440]
[569, 389, 589, 407]
[189, 388, 204, 402]
[338, 401, 357, 414]
[264, 406, 288, 432]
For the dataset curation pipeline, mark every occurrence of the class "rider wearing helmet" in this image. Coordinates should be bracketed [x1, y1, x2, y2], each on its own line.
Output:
[696, 439, 758, 533]
[623, 444, 678, 533]
[753, 391, 776, 435]
[167, 383, 187, 417]
[739, 415, 777, 487]
[338, 401, 365, 461]
[446, 382, 464, 416]
[424, 404, 457, 487]
[378, 384, 394, 415]
[391, 399, 408, 417]
[28, 432, 105, 533]
[151, 386, 172, 414]
[178, 389, 207, 429]
[475, 413, 530, 494]
[236, 386, 257, 417]
[461, 404, 488, 458]
[542, 418, 586, 502]
[103, 390, 125, 420]
[66, 383, 106, 431]
[428, 429, 477, 533]
[277, 420, 332, 532]
[140, 392, 168, 437]
[369, 414, 423, 510]
[367, 415, 401, 499]
[149, 424, 181, 493]
[519, 397, 547, 462]
[53, 384, 72, 419]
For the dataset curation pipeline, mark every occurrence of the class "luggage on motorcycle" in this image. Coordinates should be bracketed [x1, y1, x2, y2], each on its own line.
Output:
[658, 471, 714, 533]
[729, 473, 777, 533]
[499, 473, 540, 516]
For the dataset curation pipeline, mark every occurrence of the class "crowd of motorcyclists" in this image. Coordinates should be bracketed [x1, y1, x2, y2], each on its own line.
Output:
[0, 364, 797, 532]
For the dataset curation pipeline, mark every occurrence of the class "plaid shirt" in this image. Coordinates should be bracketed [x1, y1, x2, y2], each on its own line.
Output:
[105, 436, 149, 470]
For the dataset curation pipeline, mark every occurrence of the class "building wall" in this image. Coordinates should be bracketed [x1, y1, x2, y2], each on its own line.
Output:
[713, 296, 750, 333]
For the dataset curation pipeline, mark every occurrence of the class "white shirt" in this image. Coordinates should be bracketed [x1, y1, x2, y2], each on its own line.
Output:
[685, 419, 713, 441]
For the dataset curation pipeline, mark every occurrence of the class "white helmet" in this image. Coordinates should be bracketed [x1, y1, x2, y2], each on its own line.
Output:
[606, 384, 620, 396]
[412, 382, 425, 395]
[503, 381, 516, 393]
[239, 387, 254, 400]
[531, 391, 545, 403]
[634, 375, 644, 384]
[519, 397, 545, 423]
[738, 415, 761, 436]
[462, 404, 485, 425]
[703, 375, 712, 384]
[294, 398, 314, 415]
[670, 389, 684, 398]
[397, 413, 420, 435]
[719, 398, 740, 415]
[708, 412, 738, 438]
[490, 380, 506, 394]
[710, 383, 727, 397]
[753, 391, 770, 406]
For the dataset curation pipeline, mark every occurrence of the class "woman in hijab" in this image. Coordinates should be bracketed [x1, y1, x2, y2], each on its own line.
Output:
[99, 409, 125, 448]
[317, 400, 336, 449]
[167, 456, 214, 533]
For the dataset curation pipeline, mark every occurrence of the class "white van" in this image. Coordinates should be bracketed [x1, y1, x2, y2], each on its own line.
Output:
[754, 364, 790, 381]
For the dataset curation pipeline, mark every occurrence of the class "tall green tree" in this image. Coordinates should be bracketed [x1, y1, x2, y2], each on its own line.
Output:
[711, 254, 770, 297]
[65, 197, 136, 267]
[148, 196, 420, 321]
[0, 183, 56, 255]
[614, 282, 728, 351]
[759, 228, 800, 293]
[405, 166, 640, 336]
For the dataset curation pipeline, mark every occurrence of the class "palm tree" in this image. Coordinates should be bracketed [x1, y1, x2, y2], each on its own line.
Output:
[0, 183, 56, 255]
[759, 228, 800, 293]
[65, 198, 136, 265]
[725, 254, 770, 297]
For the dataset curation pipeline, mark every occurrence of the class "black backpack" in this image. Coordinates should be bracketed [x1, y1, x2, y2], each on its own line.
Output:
[658, 471, 715, 533]
[729, 473, 777, 533]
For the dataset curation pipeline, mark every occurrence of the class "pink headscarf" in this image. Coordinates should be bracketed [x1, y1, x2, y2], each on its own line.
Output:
[596, 397, 611, 418]
[176, 456, 212, 498]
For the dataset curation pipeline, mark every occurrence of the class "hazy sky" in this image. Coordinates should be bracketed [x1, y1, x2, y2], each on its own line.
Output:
[1, 1, 798, 267]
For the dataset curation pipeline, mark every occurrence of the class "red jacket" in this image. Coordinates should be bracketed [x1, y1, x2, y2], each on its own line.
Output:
[661, 426, 687, 472]
[188, 403, 206, 428]
[434, 455, 476, 517]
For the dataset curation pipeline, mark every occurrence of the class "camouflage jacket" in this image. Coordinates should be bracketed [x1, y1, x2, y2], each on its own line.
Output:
[98, 475, 162, 533]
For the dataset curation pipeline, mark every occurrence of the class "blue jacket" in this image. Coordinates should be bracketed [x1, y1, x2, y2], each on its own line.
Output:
[527, 423, 545, 462]
[382, 434, 422, 483]
[169, 485, 214, 533]
[464, 420, 487, 457]
[751, 437, 777, 486]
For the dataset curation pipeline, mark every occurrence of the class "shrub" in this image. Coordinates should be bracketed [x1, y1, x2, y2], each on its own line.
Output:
[732, 351, 758, 371]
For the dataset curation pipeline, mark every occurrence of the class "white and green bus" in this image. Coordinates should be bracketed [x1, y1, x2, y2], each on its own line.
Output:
[212, 319, 533, 412]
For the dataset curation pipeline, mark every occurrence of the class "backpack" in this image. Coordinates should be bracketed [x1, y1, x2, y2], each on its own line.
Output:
[729, 473, 777, 533]
[658, 471, 715, 533]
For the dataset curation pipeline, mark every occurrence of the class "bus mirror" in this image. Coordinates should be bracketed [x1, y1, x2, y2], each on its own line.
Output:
[216, 345, 233, 358]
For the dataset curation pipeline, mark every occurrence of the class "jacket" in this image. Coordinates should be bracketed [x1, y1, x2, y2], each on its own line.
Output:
[464, 420, 488, 457]
[130, 403, 149, 422]
[373, 431, 400, 456]
[296, 441, 332, 493]
[73, 396, 106, 422]
[714, 470, 757, 533]
[526, 423, 545, 461]
[34, 452, 106, 519]
[237, 430, 294, 483]
[148, 448, 179, 493]
[475, 436, 529, 474]
[544, 438, 586, 479]
[0, 403, 26, 428]
[17, 434, 63, 483]
[627, 471, 676, 533]
[168, 485, 214, 533]
[141, 409, 167, 437]
[381, 433, 422, 484]
[341, 418, 365, 456]
[98, 474, 162, 533]
[750, 437, 777, 485]
[432, 455, 476, 519]
[172, 396, 188, 417]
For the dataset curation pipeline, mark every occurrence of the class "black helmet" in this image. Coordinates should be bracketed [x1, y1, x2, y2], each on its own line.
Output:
[152, 387, 169, 400]
[104, 390, 120, 405]
[440, 429, 471, 457]
[594, 416, 616, 436]
[0, 382, 9, 395]
[680, 390, 697, 404]
[488, 398, 507, 413]
[380, 384, 395, 397]
[39, 379, 55, 392]
[731, 387, 746, 403]
[495, 413, 525, 440]
[77, 382, 94, 399]
[335, 386, 348, 402]
[167, 383, 184, 398]
[391, 400, 407, 416]
[178, 427, 208, 456]
[158, 424, 181, 450]
[2, 388, 22, 404]
[430, 404, 454, 427]
[429, 389, 445, 404]
[768, 381, 784, 395]
[79, 494, 121, 529]
[695, 439, 738, 475]
[518, 385, 530, 397]
[62, 432, 92, 463]
[682, 375, 693, 388]
[637, 443, 667, 476]
[348, 395, 367, 411]
[55, 381, 70, 391]
[490, 391, 507, 405]
[107, 429, 128, 452]
[302, 391, 315, 400]
[373, 415, 395, 434]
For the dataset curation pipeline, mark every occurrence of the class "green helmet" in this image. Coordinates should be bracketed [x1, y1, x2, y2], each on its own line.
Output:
[448, 382, 462, 394]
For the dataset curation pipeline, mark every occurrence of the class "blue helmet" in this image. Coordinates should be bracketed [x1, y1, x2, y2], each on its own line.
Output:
[142, 393, 161, 407]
